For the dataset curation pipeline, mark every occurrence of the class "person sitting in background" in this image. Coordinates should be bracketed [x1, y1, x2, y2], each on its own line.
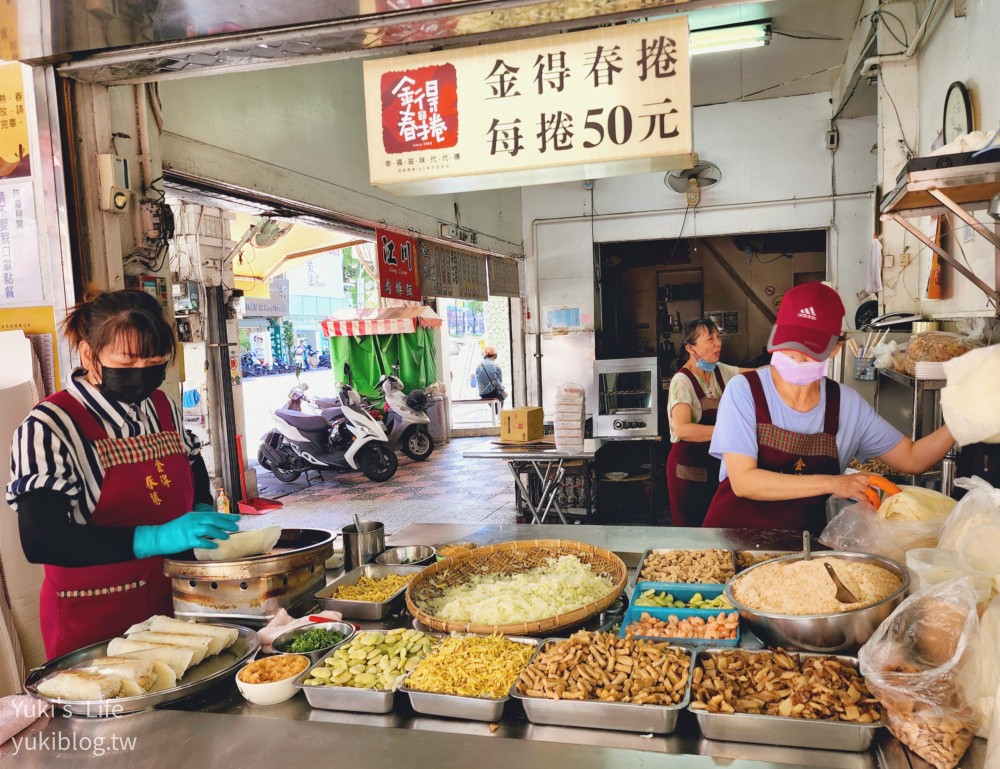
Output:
[476, 346, 507, 406]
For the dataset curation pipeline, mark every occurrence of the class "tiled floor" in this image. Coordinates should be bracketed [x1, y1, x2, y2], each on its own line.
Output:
[241, 437, 519, 535]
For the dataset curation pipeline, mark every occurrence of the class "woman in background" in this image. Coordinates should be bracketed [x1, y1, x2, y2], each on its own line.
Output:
[666, 318, 743, 526]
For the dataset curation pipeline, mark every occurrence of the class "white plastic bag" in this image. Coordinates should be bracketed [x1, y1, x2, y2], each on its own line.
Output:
[975, 596, 1000, 737]
[938, 477, 1000, 553]
[858, 578, 980, 769]
[985, 678, 1000, 768]
[819, 500, 941, 564]
[873, 340, 898, 371]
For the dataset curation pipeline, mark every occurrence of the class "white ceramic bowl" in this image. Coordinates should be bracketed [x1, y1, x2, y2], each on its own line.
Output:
[235, 654, 311, 705]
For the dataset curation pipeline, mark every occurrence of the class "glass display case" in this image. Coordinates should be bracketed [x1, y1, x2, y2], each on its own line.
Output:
[594, 357, 658, 438]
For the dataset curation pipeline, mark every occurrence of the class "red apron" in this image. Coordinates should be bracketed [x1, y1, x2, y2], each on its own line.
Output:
[703, 370, 840, 535]
[667, 367, 726, 527]
[38, 389, 193, 660]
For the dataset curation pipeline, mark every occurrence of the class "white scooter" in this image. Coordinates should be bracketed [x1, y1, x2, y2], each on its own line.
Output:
[377, 363, 434, 461]
[258, 367, 398, 483]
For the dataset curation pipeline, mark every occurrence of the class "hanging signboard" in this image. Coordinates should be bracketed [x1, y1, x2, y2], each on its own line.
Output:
[376, 226, 421, 301]
[487, 256, 523, 297]
[418, 240, 488, 301]
[363, 16, 692, 195]
[242, 278, 289, 317]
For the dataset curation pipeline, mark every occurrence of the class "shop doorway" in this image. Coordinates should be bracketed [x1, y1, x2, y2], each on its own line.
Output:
[595, 229, 827, 518]
[439, 295, 513, 432]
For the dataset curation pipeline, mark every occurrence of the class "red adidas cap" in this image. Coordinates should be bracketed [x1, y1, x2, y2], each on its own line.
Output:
[767, 282, 845, 359]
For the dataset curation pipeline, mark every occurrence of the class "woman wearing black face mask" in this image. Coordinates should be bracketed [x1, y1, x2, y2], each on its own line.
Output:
[7, 290, 238, 659]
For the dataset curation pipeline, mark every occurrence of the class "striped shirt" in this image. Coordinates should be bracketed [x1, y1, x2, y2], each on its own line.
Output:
[7, 370, 201, 524]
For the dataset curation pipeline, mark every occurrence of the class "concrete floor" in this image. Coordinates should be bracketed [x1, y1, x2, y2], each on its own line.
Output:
[238, 436, 519, 536]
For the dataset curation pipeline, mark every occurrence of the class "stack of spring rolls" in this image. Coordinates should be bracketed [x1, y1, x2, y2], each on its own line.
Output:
[34, 616, 239, 701]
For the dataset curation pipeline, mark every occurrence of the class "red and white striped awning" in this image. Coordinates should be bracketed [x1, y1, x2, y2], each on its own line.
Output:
[321, 306, 442, 338]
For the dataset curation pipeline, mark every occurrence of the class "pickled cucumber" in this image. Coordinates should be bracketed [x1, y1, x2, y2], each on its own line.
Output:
[634, 589, 733, 610]
[302, 629, 436, 691]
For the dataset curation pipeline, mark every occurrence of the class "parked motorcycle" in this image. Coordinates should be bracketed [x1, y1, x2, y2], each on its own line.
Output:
[240, 352, 257, 379]
[316, 352, 331, 369]
[377, 363, 434, 461]
[258, 366, 398, 483]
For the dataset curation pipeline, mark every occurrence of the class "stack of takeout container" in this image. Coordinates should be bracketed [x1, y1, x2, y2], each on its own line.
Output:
[552, 381, 586, 452]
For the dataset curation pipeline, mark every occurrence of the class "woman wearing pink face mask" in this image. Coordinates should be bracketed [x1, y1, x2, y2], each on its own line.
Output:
[702, 282, 955, 534]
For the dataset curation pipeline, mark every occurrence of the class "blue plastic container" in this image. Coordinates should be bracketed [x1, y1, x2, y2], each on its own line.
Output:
[622, 582, 740, 647]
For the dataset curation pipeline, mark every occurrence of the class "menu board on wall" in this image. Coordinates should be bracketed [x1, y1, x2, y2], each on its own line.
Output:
[363, 15, 692, 194]
[487, 256, 524, 297]
[418, 240, 488, 300]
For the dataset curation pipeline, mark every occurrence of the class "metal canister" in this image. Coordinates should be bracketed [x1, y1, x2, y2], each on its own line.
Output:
[342, 521, 385, 571]
[941, 447, 957, 497]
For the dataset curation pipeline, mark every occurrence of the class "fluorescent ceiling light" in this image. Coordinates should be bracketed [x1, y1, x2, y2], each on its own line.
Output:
[690, 21, 771, 56]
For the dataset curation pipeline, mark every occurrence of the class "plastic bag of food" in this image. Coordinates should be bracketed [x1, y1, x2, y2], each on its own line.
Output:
[904, 331, 980, 376]
[975, 596, 1000, 737]
[873, 340, 898, 371]
[858, 578, 980, 769]
[938, 477, 1000, 553]
[820, 499, 944, 564]
[878, 485, 956, 521]
[940, 344, 1000, 446]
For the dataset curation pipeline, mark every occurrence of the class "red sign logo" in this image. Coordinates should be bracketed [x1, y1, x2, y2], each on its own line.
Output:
[380, 65, 458, 154]
[376, 227, 421, 301]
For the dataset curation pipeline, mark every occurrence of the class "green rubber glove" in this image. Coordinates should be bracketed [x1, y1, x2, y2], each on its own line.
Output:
[133, 511, 240, 559]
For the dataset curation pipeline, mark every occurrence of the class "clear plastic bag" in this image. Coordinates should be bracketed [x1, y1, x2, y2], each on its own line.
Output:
[939, 477, 1000, 547]
[873, 340, 898, 371]
[975, 596, 1000, 738]
[819, 500, 942, 564]
[858, 578, 980, 769]
[904, 331, 980, 376]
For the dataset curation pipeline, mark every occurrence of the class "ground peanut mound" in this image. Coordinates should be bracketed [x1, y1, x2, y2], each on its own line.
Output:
[731, 557, 901, 615]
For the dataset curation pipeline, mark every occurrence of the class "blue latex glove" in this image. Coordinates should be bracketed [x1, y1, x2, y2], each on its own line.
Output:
[133, 511, 240, 559]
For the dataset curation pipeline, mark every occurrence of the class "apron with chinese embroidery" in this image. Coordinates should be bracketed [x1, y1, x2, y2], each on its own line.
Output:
[667, 367, 726, 527]
[703, 370, 841, 535]
[38, 389, 193, 659]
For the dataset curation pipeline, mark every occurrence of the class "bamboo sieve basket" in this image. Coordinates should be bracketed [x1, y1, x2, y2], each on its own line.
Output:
[405, 539, 627, 636]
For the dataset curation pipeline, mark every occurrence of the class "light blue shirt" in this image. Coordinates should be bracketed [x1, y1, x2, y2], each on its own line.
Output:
[709, 367, 904, 481]
[476, 360, 503, 397]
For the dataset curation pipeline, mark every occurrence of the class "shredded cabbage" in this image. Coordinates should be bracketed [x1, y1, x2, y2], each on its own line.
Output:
[427, 555, 613, 625]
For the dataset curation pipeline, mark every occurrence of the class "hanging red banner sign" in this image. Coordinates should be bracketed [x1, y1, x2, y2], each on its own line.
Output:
[376, 227, 421, 301]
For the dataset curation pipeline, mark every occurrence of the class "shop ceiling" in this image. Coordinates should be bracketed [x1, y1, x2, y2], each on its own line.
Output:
[24, 0, 872, 115]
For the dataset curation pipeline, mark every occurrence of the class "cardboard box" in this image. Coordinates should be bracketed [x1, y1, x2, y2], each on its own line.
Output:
[501, 407, 544, 442]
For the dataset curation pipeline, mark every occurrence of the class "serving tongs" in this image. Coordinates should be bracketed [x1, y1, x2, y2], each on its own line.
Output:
[861, 475, 902, 510]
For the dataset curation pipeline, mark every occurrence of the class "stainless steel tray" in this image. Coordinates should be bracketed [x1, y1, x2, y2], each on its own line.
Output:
[294, 627, 435, 714]
[734, 550, 792, 573]
[399, 636, 538, 722]
[24, 624, 259, 717]
[690, 649, 886, 752]
[510, 638, 694, 734]
[315, 563, 424, 619]
[629, 548, 737, 590]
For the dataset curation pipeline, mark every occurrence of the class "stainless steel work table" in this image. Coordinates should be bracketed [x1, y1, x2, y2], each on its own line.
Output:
[1, 524, 987, 769]
[463, 439, 600, 523]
